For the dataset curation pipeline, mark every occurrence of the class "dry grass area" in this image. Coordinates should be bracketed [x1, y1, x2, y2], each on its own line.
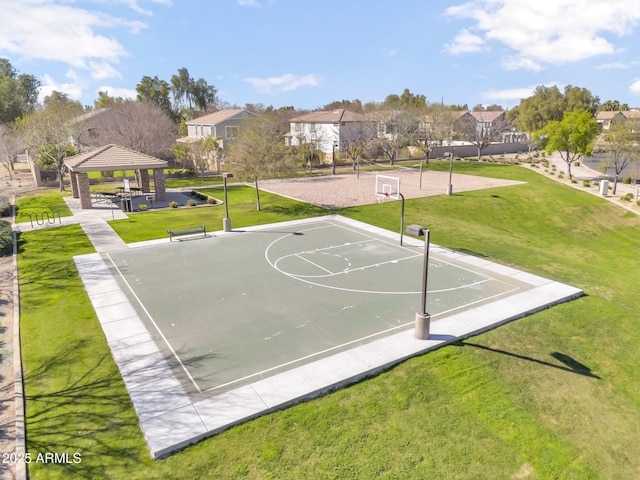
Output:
[259, 168, 524, 209]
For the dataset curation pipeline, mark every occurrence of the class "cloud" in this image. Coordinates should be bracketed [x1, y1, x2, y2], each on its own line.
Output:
[383, 48, 398, 57]
[40, 73, 85, 102]
[237, 0, 263, 6]
[96, 85, 137, 100]
[630, 78, 640, 95]
[0, 0, 169, 101]
[244, 73, 320, 93]
[484, 82, 563, 103]
[444, 0, 640, 68]
[444, 28, 485, 54]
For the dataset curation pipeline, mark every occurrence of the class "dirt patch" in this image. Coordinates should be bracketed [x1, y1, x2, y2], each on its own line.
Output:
[260, 169, 524, 209]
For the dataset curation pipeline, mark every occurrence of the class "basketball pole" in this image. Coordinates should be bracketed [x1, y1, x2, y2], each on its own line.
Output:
[399, 193, 405, 246]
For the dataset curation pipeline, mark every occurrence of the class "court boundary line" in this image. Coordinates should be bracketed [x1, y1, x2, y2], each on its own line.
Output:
[74, 214, 584, 459]
[106, 252, 204, 393]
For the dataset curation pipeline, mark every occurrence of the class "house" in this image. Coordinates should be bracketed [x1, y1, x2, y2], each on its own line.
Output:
[286, 109, 369, 154]
[177, 109, 258, 149]
[596, 111, 627, 130]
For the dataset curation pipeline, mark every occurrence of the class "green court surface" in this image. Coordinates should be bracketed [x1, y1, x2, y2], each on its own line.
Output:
[105, 216, 529, 396]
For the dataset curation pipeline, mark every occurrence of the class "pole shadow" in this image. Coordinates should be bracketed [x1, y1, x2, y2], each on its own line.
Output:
[457, 341, 600, 379]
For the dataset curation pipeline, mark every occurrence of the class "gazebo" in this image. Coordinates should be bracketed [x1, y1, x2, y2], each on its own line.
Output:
[64, 144, 168, 209]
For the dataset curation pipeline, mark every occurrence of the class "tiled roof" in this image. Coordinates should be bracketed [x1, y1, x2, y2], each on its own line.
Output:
[186, 109, 256, 125]
[290, 109, 363, 123]
[64, 144, 168, 172]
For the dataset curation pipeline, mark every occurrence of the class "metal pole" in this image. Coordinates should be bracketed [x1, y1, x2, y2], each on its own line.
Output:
[446, 152, 453, 195]
[223, 173, 232, 232]
[415, 229, 431, 339]
[399, 193, 405, 246]
[419, 161, 423, 190]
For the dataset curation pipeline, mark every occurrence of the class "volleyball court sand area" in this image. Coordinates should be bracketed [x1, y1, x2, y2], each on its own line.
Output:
[260, 169, 525, 209]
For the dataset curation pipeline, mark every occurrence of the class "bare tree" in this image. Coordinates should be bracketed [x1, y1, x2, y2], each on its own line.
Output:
[369, 108, 418, 166]
[0, 124, 22, 179]
[18, 102, 87, 191]
[458, 112, 511, 161]
[413, 104, 456, 163]
[87, 101, 176, 159]
[597, 121, 639, 194]
[226, 117, 294, 210]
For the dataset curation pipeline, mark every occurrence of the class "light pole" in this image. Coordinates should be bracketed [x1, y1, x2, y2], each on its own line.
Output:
[331, 141, 338, 175]
[222, 172, 233, 232]
[445, 151, 454, 195]
[406, 224, 431, 339]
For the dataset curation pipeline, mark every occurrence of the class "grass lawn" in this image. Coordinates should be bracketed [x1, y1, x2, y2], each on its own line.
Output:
[14, 190, 73, 223]
[17, 163, 640, 479]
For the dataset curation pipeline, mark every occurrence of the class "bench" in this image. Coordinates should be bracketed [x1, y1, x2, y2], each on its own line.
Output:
[167, 225, 207, 241]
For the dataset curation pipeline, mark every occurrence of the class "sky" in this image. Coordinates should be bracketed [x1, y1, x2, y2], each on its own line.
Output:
[2, 0, 640, 111]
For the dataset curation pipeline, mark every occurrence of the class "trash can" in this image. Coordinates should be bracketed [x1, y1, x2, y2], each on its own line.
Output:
[599, 180, 609, 196]
[120, 198, 132, 212]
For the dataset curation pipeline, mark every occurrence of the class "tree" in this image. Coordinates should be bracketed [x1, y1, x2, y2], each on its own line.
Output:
[596, 121, 638, 194]
[412, 103, 456, 163]
[564, 85, 600, 115]
[136, 76, 172, 116]
[86, 101, 176, 159]
[600, 100, 630, 112]
[225, 117, 294, 210]
[458, 113, 510, 161]
[0, 124, 22, 179]
[94, 91, 125, 109]
[540, 109, 599, 180]
[0, 58, 40, 124]
[18, 102, 88, 191]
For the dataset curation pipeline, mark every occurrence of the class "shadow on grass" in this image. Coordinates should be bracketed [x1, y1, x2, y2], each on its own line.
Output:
[23, 337, 223, 478]
[457, 341, 601, 379]
[24, 339, 141, 478]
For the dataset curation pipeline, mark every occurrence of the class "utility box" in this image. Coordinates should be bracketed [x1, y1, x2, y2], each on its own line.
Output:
[599, 180, 609, 196]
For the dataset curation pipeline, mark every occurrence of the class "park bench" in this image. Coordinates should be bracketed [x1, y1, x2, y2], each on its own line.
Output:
[167, 225, 207, 241]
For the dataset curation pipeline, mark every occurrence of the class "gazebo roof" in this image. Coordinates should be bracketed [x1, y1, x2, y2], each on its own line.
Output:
[65, 144, 168, 172]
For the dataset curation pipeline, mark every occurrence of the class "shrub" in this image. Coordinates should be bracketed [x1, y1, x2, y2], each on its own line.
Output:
[187, 199, 196, 207]
[622, 177, 632, 184]
[583, 180, 591, 187]
[207, 197, 217, 205]
[169, 201, 178, 208]
[622, 193, 634, 202]
[0, 220, 12, 256]
[138, 204, 148, 212]
[571, 179, 577, 184]
[0, 196, 10, 217]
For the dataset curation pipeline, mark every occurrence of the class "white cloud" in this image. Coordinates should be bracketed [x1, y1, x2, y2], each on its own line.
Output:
[484, 82, 563, 102]
[40, 73, 85, 103]
[244, 74, 319, 93]
[237, 0, 262, 6]
[96, 85, 137, 100]
[445, 0, 640, 68]
[630, 78, 640, 95]
[384, 48, 398, 57]
[444, 28, 485, 54]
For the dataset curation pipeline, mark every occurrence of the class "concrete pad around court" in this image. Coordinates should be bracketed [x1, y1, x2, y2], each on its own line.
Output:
[74, 215, 582, 459]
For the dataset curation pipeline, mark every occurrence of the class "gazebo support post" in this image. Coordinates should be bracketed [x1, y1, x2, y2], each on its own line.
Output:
[139, 169, 151, 193]
[153, 168, 166, 201]
[69, 171, 80, 198]
[77, 173, 92, 209]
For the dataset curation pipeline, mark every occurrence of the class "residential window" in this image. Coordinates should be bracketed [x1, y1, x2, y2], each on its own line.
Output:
[226, 126, 239, 138]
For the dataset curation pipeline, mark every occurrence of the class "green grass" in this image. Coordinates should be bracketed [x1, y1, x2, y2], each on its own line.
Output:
[14, 190, 73, 223]
[18, 163, 640, 478]
[109, 185, 327, 243]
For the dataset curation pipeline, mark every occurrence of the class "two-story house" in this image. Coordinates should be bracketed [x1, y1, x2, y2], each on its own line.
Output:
[286, 109, 369, 154]
[177, 108, 258, 149]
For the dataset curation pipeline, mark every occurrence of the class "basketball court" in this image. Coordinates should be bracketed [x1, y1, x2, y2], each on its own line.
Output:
[74, 212, 582, 458]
